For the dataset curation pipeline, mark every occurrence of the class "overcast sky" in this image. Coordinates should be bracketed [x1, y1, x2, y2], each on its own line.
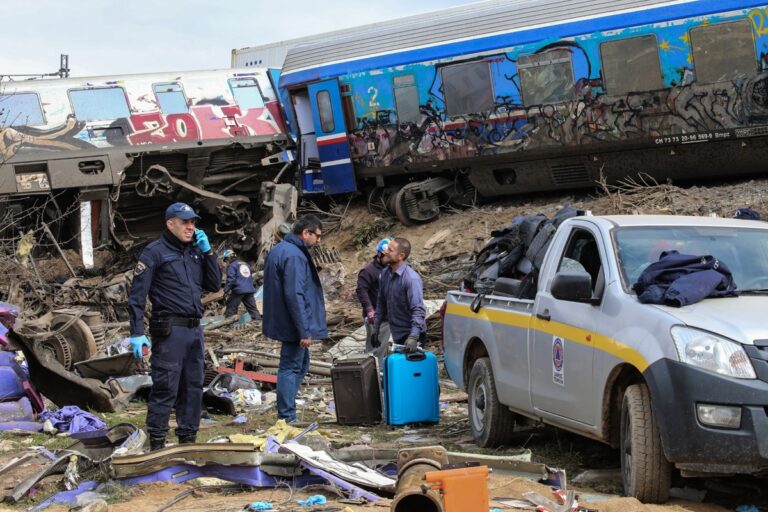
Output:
[1, 0, 480, 78]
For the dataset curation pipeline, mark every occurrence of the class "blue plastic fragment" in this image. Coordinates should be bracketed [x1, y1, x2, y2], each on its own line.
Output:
[249, 502, 273, 510]
[297, 495, 326, 506]
[735, 506, 759, 512]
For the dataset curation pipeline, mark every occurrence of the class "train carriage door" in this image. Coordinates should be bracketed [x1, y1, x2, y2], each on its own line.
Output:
[307, 80, 356, 195]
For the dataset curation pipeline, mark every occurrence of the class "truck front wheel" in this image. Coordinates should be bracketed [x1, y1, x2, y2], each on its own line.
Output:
[468, 357, 515, 447]
[620, 383, 671, 503]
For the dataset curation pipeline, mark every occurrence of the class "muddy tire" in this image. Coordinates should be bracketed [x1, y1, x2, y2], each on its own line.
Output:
[620, 383, 671, 503]
[467, 357, 515, 447]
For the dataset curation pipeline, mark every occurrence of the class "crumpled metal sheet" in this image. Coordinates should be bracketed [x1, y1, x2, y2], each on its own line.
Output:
[279, 441, 397, 492]
[10, 330, 131, 412]
[3, 423, 144, 502]
[110, 443, 299, 479]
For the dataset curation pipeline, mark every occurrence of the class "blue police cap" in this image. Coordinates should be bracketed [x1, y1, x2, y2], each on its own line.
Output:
[165, 202, 201, 221]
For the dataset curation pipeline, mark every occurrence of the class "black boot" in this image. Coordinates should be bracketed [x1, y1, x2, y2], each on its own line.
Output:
[178, 434, 196, 444]
[149, 436, 166, 452]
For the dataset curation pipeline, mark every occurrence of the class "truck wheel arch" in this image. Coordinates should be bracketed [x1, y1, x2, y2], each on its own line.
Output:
[463, 337, 489, 389]
[601, 363, 643, 448]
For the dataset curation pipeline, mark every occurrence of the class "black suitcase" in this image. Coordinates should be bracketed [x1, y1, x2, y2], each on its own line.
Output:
[331, 356, 382, 425]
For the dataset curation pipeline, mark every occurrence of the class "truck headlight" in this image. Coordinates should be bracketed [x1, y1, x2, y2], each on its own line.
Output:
[670, 326, 756, 379]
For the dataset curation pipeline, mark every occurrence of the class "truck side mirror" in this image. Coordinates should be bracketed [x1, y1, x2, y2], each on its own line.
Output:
[551, 272, 594, 303]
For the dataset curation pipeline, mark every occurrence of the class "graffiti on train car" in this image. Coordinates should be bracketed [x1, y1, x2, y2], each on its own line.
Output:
[342, 10, 768, 169]
[2, 106, 281, 161]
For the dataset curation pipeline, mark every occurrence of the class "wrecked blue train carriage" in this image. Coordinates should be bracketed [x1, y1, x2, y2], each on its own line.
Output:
[278, 0, 768, 224]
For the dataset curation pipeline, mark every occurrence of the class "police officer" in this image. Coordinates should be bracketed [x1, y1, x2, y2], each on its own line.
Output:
[128, 203, 221, 451]
[222, 249, 260, 320]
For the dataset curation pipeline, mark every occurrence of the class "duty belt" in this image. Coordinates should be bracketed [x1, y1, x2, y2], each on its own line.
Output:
[168, 316, 201, 328]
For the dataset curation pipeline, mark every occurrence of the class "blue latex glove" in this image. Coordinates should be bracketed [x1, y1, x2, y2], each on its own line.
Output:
[248, 502, 273, 511]
[130, 335, 150, 358]
[194, 228, 211, 253]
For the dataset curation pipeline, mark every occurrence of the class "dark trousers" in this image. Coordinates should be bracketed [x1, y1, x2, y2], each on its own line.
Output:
[276, 341, 309, 421]
[147, 325, 204, 440]
[225, 292, 261, 320]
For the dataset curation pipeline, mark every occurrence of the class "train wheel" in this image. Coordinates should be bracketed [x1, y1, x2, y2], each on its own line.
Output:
[394, 187, 414, 226]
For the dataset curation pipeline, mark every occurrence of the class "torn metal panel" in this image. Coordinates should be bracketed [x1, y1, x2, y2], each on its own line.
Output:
[10, 331, 132, 412]
[74, 352, 142, 379]
[257, 181, 297, 263]
[117, 463, 322, 488]
[111, 443, 299, 479]
[278, 441, 396, 492]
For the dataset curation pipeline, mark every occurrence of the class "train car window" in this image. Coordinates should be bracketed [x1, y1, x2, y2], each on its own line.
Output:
[69, 87, 130, 122]
[153, 83, 188, 114]
[518, 49, 576, 105]
[316, 90, 335, 133]
[0, 92, 45, 128]
[690, 20, 756, 84]
[441, 61, 494, 116]
[229, 78, 265, 110]
[393, 75, 420, 124]
[600, 36, 663, 95]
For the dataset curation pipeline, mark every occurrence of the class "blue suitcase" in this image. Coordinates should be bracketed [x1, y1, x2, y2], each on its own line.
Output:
[383, 350, 440, 425]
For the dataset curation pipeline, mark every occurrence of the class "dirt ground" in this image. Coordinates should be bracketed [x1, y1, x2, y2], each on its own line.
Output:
[4, 175, 768, 510]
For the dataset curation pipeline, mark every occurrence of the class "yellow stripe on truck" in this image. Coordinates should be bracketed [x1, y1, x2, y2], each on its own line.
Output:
[446, 302, 649, 372]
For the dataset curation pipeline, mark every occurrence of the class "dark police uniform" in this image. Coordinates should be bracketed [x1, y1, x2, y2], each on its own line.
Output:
[128, 230, 221, 442]
[224, 258, 260, 319]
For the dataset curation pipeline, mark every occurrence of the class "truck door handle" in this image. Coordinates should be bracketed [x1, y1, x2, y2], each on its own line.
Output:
[536, 310, 551, 321]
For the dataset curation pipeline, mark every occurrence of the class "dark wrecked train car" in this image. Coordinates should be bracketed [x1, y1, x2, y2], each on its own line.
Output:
[0, 68, 294, 260]
[276, 0, 768, 224]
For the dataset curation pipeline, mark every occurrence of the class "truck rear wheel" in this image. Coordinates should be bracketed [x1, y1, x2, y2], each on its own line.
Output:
[620, 383, 671, 503]
[468, 357, 515, 447]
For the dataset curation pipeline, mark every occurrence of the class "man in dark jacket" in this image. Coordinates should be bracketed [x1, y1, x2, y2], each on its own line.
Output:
[263, 215, 328, 422]
[356, 238, 391, 365]
[128, 202, 221, 450]
[222, 249, 260, 320]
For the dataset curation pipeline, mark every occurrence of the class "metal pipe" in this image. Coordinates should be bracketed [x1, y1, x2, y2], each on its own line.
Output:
[391, 459, 444, 512]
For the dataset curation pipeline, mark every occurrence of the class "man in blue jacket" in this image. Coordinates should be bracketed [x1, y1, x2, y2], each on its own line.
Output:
[263, 214, 327, 422]
[222, 250, 260, 321]
[128, 203, 221, 450]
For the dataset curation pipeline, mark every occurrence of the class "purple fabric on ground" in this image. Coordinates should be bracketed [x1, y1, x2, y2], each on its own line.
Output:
[118, 464, 323, 487]
[0, 366, 25, 401]
[39, 406, 106, 434]
[0, 303, 19, 347]
[0, 421, 42, 432]
[30, 481, 98, 511]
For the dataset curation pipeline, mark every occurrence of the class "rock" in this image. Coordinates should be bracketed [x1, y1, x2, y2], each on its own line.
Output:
[80, 499, 108, 512]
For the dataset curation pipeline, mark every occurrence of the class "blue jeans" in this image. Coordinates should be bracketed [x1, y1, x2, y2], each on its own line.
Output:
[276, 341, 309, 421]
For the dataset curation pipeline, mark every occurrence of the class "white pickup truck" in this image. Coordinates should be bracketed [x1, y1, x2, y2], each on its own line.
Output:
[441, 215, 768, 502]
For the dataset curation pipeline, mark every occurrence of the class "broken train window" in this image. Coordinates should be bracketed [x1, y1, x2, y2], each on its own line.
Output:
[0, 92, 46, 128]
[153, 82, 189, 115]
[393, 74, 420, 124]
[69, 87, 130, 122]
[690, 20, 756, 84]
[229, 78, 265, 110]
[518, 49, 576, 106]
[441, 60, 495, 117]
[600, 35, 664, 95]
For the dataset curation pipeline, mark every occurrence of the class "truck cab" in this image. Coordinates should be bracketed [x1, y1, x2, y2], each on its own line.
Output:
[443, 215, 768, 502]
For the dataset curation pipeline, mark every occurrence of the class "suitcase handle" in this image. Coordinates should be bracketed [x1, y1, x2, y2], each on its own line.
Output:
[405, 351, 426, 361]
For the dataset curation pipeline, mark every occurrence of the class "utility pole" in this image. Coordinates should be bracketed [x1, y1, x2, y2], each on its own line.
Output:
[59, 54, 70, 78]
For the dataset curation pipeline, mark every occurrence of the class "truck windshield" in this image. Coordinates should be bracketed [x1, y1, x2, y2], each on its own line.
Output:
[614, 226, 768, 291]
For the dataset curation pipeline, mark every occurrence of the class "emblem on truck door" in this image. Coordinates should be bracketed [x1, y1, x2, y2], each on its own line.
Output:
[552, 336, 565, 386]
